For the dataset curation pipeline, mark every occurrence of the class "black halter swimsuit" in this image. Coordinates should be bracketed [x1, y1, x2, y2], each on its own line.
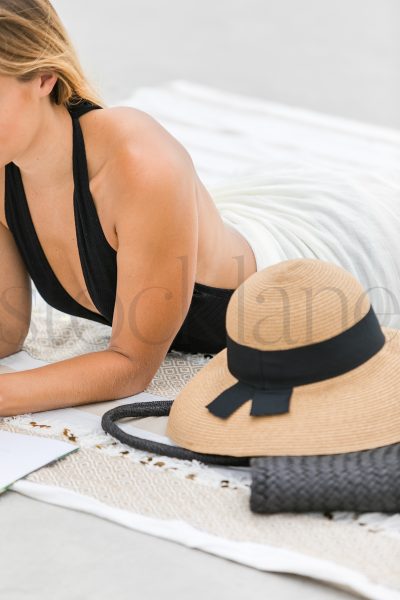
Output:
[4, 100, 236, 354]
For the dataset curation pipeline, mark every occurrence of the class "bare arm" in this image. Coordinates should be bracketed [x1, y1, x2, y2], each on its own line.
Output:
[0, 165, 32, 358]
[0, 139, 199, 416]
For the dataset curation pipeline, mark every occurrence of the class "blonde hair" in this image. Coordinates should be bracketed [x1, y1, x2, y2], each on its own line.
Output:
[0, 0, 106, 108]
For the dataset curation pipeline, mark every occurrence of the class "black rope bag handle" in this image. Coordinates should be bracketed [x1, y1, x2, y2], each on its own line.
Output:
[101, 400, 250, 467]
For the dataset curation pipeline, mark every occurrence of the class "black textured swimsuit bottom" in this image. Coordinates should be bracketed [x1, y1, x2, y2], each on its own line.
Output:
[4, 99, 236, 355]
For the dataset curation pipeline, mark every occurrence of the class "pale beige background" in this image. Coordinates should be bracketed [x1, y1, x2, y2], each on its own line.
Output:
[53, 0, 400, 129]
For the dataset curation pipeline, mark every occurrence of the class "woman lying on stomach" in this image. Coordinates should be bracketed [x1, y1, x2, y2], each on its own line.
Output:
[0, 0, 399, 416]
[0, 0, 256, 415]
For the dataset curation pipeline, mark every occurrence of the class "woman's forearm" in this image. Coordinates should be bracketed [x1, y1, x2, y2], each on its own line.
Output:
[0, 349, 151, 417]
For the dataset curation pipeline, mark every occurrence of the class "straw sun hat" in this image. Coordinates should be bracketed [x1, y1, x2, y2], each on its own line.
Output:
[166, 258, 400, 457]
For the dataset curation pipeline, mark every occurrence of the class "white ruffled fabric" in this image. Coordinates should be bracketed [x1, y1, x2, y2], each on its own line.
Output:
[210, 167, 400, 328]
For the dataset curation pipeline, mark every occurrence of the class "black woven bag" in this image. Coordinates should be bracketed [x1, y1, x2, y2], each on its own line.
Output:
[101, 401, 400, 513]
[250, 443, 400, 513]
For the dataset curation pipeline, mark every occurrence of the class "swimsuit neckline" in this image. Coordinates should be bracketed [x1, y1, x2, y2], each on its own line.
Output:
[7, 102, 110, 323]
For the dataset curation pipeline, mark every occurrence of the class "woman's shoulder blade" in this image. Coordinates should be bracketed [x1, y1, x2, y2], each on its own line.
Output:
[89, 104, 191, 161]
[87, 105, 193, 191]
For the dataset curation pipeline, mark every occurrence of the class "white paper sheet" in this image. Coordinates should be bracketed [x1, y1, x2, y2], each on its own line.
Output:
[0, 430, 79, 493]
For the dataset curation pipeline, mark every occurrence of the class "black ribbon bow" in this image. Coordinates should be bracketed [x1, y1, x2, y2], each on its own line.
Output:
[206, 305, 385, 419]
[206, 381, 292, 418]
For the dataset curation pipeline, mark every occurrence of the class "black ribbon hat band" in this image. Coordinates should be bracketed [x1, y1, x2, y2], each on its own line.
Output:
[206, 305, 386, 419]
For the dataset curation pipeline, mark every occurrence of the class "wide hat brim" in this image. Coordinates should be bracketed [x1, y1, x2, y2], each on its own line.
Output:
[166, 326, 400, 456]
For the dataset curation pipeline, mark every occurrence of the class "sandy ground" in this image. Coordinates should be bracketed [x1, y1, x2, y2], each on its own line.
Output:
[2, 2, 398, 599]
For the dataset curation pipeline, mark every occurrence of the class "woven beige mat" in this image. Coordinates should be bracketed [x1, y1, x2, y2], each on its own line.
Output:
[2, 417, 400, 598]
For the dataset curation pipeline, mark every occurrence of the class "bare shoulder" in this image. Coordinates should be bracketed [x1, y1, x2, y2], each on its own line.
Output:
[88, 105, 197, 208]
[84, 105, 193, 173]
